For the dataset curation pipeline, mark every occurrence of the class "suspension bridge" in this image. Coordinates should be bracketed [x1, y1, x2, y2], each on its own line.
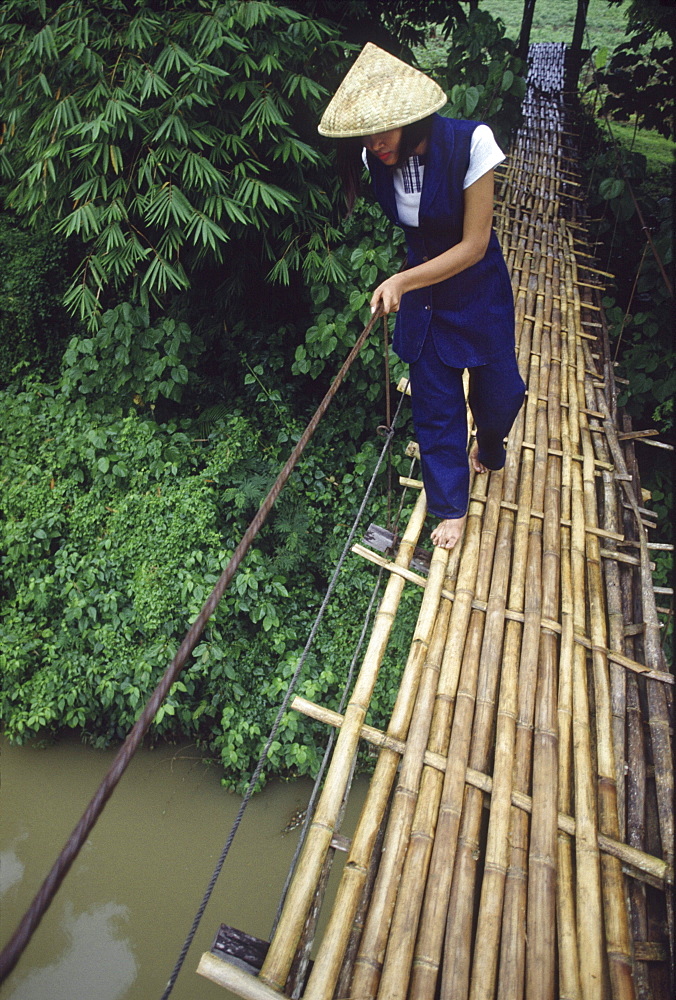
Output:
[1, 42, 672, 1000]
[196, 43, 673, 1000]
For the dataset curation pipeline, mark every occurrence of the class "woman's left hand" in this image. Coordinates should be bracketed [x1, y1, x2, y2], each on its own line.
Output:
[370, 274, 405, 316]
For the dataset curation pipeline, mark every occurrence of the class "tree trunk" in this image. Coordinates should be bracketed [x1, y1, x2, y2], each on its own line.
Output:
[567, 0, 590, 93]
[517, 0, 537, 63]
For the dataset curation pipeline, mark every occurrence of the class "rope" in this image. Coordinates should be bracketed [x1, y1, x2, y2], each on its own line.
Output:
[159, 378, 411, 999]
[0, 306, 384, 987]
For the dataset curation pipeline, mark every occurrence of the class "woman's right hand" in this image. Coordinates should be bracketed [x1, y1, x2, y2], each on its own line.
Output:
[370, 273, 406, 316]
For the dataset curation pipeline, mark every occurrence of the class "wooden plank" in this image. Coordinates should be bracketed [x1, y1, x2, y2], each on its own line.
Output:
[211, 924, 269, 975]
[361, 522, 431, 574]
[633, 942, 670, 962]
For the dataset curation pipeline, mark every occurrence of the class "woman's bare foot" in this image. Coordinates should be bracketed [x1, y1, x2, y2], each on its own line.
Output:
[470, 442, 488, 474]
[431, 515, 467, 550]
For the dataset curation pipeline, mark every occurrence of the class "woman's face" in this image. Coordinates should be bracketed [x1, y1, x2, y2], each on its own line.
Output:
[362, 128, 403, 167]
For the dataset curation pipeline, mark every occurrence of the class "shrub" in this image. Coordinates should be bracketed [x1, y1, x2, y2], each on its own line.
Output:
[0, 374, 421, 789]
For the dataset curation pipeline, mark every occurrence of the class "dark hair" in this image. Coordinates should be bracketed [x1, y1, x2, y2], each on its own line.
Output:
[336, 115, 435, 215]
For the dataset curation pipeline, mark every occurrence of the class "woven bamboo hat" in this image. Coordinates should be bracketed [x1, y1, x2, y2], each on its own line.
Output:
[318, 42, 447, 138]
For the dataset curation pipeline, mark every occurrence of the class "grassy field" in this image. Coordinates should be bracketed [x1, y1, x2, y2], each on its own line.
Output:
[417, 1, 674, 178]
[479, 0, 631, 58]
[417, 1, 633, 72]
[600, 120, 674, 178]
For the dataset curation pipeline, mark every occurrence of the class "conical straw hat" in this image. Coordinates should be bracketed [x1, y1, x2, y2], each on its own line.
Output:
[318, 42, 447, 138]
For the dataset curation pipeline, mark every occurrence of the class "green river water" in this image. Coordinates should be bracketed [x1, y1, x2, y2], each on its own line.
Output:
[0, 735, 369, 1000]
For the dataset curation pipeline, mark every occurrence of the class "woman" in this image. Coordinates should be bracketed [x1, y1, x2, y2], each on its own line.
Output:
[318, 43, 525, 550]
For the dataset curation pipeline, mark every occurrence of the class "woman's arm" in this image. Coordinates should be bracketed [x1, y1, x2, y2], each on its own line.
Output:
[370, 170, 495, 315]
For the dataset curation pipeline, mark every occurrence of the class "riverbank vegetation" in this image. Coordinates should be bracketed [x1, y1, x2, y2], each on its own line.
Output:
[1, 0, 672, 789]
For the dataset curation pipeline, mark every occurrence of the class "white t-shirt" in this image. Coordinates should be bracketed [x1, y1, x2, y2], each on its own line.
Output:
[363, 123, 505, 228]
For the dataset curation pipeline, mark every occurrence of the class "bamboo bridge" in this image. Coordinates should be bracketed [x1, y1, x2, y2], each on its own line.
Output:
[197, 43, 673, 1000]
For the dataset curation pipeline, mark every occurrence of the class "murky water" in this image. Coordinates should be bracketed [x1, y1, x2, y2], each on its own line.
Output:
[0, 735, 369, 1000]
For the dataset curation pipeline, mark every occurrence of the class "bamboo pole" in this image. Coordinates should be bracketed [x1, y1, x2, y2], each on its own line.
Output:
[346, 545, 451, 999]
[552, 224, 581, 1000]
[197, 953, 291, 999]
[526, 264, 561, 999]
[259, 490, 428, 992]
[566, 245, 608, 1000]
[626, 668, 651, 999]
[334, 795, 390, 1000]
[580, 343, 629, 839]
[352, 475, 490, 1000]
[467, 233, 545, 1000]
[556, 249, 583, 1000]
[439, 472, 515, 997]
[303, 510, 455, 1000]
[369, 571, 455, 1000]
[286, 747, 358, 997]
[496, 234, 547, 1000]
[619, 426, 653, 1000]
[387, 446, 520, 1000]
[418, 348, 528, 997]
[596, 395, 674, 972]
[573, 262, 635, 1000]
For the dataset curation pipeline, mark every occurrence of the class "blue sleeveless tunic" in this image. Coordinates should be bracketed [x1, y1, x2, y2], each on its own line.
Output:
[365, 114, 515, 368]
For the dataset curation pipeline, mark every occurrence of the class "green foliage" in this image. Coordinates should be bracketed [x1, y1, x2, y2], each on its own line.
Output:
[415, 7, 526, 148]
[0, 373, 420, 789]
[0, 0, 345, 326]
[283, 0, 467, 49]
[602, 122, 674, 177]
[0, 214, 76, 384]
[583, 143, 673, 436]
[473, 0, 631, 55]
[604, 196, 674, 434]
[598, 0, 675, 139]
[59, 301, 204, 409]
[289, 199, 409, 420]
[0, 0, 530, 787]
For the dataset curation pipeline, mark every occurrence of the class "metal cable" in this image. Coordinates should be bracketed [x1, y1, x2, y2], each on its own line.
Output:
[269, 437, 415, 941]
[159, 379, 410, 999]
[0, 307, 385, 987]
[269, 567, 384, 939]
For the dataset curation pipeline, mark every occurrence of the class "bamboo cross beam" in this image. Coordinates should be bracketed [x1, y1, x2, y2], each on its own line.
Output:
[283, 699, 673, 890]
[197, 954, 291, 999]
[352, 543, 672, 686]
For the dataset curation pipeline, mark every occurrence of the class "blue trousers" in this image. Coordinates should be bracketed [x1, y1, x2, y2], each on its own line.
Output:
[409, 335, 526, 520]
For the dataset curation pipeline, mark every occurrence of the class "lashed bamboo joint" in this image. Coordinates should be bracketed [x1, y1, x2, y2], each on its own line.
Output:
[198, 43, 673, 1000]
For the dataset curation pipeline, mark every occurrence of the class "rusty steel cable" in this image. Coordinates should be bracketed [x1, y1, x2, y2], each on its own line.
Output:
[0, 305, 385, 987]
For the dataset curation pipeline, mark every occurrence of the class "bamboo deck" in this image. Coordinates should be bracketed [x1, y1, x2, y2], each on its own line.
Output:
[198, 43, 674, 1000]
